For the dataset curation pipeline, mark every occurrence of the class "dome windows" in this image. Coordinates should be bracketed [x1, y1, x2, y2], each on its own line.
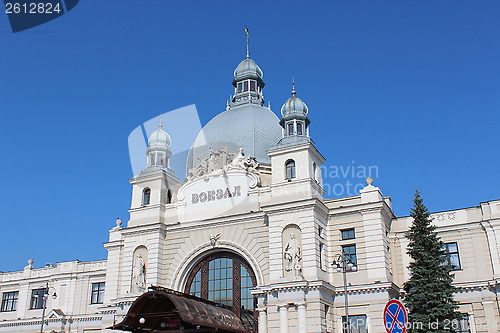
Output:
[285, 120, 306, 137]
[297, 122, 303, 135]
[236, 79, 259, 94]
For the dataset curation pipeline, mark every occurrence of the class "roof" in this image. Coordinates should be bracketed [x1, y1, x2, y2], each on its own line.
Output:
[186, 104, 281, 173]
[110, 287, 250, 333]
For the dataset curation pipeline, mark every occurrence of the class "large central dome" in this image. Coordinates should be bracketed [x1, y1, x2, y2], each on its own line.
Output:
[186, 104, 281, 172]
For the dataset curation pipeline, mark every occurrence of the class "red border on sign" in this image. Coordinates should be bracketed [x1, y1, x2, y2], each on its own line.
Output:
[383, 299, 408, 333]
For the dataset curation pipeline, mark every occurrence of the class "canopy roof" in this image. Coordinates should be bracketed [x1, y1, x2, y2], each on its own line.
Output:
[110, 287, 250, 333]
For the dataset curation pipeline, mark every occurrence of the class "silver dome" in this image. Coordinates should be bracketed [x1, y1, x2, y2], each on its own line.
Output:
[148, 128, 171, 147]
[233, 58, 263, 79]
[281, 91, 309, 118]
[186, 104, 281, 172]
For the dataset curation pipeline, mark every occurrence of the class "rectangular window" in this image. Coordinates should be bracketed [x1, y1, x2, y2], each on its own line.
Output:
[319, 243, 325, 270]
[443, 242, 461, 270]
[1, 291, 18, 312]
[342, 314, 368, 333]
[243, 80, 249, 92]
[237, 82, 243, 93]
[30, 288, 47, 309]
[342, 244, 357, 266]
[250, 80, 256, 91]
[296, 123, 303, 135]
[341, 228, 355, 240]
[91, 282, 105, 304]
[456, 315, 471, 333]
[287, 123, 294, 135]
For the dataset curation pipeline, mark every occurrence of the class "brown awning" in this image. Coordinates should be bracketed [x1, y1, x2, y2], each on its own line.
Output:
[110, 287, 250, 333]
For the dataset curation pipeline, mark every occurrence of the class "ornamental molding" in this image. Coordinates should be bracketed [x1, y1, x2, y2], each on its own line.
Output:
[455, 280, 497, 293]
[332, 282, 400, 296]
[0, 316, 102, 328]
[258, 280, 335, 294]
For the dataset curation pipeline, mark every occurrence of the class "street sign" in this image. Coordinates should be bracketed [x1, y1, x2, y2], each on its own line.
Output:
[384, 299, 408, 333]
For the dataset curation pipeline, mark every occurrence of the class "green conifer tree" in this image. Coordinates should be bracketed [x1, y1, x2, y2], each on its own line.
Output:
[403, 190, 461, 332]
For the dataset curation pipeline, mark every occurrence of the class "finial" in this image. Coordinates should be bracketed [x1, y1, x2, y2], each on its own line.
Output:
[116, 218, 123, 227]
[245, 26, 250, 59]
[159, 114, 163, 129]
[291, 77, 296, 96]
[366, 177, 374, 185]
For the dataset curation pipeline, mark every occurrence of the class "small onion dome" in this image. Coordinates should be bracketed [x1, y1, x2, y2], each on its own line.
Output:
[281, 89, 309, 118]
[234, 58, 263, 79]
[148, 127, 171, 147]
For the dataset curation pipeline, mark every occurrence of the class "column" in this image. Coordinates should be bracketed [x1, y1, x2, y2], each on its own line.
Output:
[257, 307, 268, 333]
[297, 303, 307, 333]
[278, 304, 289, 333]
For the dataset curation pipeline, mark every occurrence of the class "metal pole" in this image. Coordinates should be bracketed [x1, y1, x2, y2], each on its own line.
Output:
[343, 262, 350, 333]
[39, 282, 48, 333]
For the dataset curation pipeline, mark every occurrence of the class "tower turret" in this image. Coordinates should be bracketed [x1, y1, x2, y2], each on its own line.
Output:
[145, 116, 172, 169]
[230, 29, 265, 108]
[280, 82, 310, 140]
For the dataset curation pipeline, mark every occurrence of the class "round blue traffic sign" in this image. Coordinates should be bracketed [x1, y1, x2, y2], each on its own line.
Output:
[384, 299, 408, 333]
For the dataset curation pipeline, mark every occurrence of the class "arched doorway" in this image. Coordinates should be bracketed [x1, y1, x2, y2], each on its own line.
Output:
[184, 251, 257, 330]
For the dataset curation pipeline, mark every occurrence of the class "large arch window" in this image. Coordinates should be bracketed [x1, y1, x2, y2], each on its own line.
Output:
[142, 188, 151, 206]
[286, 159, 296, 179]
[185, 252, 257, 330]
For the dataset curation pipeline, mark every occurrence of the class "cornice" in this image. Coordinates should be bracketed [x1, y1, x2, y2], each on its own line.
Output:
[120, 223, 167, 237]
[261, 197, 327, 215]
[331, 282, 400, 296]
[167, 212, 266, 233]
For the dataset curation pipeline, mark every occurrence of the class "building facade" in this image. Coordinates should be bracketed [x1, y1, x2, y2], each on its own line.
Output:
[1, 50, 499, 333]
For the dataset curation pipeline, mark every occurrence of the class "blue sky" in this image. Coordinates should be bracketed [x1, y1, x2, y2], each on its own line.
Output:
[0, 1, 499, 273]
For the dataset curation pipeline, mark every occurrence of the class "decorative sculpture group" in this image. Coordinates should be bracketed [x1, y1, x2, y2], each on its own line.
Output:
[187, 147, 260, 185]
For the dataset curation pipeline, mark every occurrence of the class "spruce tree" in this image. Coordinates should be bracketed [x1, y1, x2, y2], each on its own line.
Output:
[403, 190, 461, 333]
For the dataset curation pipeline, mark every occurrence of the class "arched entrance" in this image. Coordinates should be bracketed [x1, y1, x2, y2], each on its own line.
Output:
[184, 251, 257, 330]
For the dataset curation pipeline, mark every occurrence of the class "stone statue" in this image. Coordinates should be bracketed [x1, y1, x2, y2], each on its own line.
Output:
[283, 233, 302, 274]
[131, 254, 146, 292]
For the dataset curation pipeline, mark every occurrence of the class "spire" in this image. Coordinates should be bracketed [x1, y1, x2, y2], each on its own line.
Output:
[292, 78, 296, 96]
[159, 114, 163, 129]
[245, 26, 250, 59]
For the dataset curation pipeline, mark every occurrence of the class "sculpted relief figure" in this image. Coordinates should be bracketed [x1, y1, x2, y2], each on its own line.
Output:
[283, 233, 302, 275]
[131, 254, 146, 293]
[187, 156, 209, 181]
